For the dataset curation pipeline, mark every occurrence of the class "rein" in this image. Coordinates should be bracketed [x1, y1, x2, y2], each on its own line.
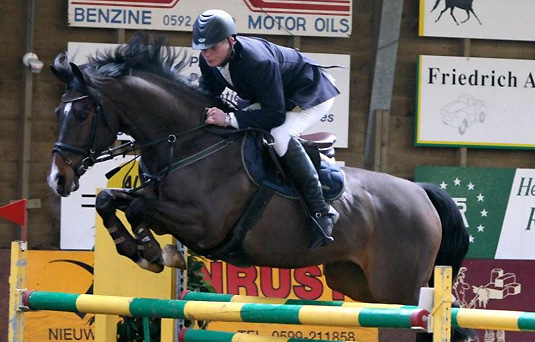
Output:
[54, 92, 274, 193]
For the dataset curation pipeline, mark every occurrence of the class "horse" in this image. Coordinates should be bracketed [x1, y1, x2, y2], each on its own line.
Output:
[47, 34, 470, 341]
[431, 0, 482, 25]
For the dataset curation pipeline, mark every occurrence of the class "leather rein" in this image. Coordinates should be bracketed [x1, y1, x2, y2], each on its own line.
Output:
[52, 94, 273, 193]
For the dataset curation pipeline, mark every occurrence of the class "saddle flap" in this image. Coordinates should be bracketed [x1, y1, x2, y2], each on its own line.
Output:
[299, 132, 337, 149]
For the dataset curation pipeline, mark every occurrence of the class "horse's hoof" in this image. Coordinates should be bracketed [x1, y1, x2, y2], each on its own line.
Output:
[137, 258, 164, 273]
[162, 244, 187, 270]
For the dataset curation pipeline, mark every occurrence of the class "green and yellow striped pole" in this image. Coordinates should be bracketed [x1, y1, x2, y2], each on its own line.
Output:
[22, 290, 429, 330]
[181, 290, 535, 332]
[178, 328, 352, 342]
[180, 290, 410, 310]
[453, 308, 535, 332]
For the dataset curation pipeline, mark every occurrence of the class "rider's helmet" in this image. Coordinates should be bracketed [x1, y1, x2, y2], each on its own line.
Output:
[192, 9, 237, 50]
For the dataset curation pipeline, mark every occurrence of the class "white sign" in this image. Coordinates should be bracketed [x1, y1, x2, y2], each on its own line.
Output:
[497, 169, 535, 259]
[60, 156, 136, 250]
[419, 0, 535, 41]
[68, 42, 350, 147]
[416, 55, 535, 148]
[68, 0, 352, 37]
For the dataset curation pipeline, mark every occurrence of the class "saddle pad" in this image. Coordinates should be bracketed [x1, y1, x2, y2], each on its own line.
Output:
[241, 134, 344, 202]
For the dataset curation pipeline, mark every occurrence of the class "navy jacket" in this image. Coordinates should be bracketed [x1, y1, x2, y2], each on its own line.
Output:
[199, 36, 340, 130]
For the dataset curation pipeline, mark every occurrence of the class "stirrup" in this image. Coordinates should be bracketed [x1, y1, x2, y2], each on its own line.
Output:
[308, 206, 338, 249]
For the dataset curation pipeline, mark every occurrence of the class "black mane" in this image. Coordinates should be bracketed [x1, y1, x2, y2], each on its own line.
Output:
[87, 32, 187, 81]
[82, 32, 232, 111]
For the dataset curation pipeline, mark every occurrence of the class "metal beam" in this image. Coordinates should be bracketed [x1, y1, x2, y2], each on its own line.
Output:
[20, 0, 36, 201]
[363, 0, 404, 169]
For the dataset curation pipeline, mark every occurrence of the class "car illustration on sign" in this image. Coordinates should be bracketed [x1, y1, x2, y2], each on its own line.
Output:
[441, 94, 487, 134]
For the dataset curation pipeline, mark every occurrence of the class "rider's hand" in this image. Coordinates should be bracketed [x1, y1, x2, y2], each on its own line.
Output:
[205, 107, 228, 126]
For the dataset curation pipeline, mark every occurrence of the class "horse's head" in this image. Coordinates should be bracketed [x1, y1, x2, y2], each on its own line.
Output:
[47, 52, 119, 197]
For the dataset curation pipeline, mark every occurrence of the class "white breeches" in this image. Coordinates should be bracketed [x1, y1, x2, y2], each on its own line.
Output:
[271, 97, 335, 156]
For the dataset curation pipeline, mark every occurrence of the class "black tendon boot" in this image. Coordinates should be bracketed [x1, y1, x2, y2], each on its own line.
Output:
[280, 137, 339, 249]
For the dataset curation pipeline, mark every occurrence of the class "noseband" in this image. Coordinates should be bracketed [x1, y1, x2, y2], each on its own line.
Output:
[52, 94, 103, 177]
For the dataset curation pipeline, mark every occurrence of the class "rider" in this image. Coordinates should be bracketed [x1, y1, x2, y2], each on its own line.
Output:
[192, 9, 340, 249]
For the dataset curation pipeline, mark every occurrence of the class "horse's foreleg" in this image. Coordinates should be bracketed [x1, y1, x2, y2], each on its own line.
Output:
[125, 198, 186, 270]
[95, 189, 147, 268]
[449, 8, 460, 25]
[461, 10, 470, 23]
[435, 7, 448, 22]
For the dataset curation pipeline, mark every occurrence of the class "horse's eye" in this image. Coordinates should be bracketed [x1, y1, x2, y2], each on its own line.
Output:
[77, 111, 89, 121]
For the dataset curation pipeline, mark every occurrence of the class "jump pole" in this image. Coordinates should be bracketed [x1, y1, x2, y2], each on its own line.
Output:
[433, 266, 452, 342]
[183, 270, 535, 334]
[178, 328, 354, 342]
[21, 290, 430, 331]
[180, 291, 410, 310]
[8, 241, 27, 342]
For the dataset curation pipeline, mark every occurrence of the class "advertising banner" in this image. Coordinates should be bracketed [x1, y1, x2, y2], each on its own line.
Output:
[456, 259, 535, 342]
[68, 0, 352, 37]
[198, 258, 378, 341]
[419, 0, 535, 41]
[415, 166, 535, 259]
[24, 250, 94, 341]
[417, 55, 535, 149]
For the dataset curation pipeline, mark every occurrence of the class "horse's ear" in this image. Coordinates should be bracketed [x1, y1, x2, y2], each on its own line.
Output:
[51, 52, 73, 84]
[69, 62, 86, 85]
[49, 65, 64, 83]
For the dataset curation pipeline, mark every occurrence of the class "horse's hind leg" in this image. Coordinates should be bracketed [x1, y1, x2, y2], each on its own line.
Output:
[470, 8, 482, 24]
[324, 261, 375, 302]
[95, 189, 163, 272]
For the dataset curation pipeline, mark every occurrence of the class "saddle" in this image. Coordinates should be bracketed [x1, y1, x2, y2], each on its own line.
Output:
[197, 131, 345, 266]
[242, 131, 345, 201]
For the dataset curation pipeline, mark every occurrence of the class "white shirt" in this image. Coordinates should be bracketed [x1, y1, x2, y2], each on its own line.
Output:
[217, 64, 239, 128]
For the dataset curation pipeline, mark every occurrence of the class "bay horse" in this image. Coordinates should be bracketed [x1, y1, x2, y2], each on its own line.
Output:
[47, 34, 470, 340]
[431, 0, 482, 25]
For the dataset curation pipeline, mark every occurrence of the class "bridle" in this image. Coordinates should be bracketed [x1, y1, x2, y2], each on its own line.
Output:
[52, 93, 104, 178]
[52, 91, 273, 193]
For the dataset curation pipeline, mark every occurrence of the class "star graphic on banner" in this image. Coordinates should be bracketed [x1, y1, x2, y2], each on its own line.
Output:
[427, 174, 491, 255]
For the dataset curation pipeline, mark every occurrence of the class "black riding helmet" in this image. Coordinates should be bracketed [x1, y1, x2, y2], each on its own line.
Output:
[192, 9, 237, 50]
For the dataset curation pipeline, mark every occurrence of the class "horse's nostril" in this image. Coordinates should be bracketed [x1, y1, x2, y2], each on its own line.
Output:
[57, 175, 65, 193]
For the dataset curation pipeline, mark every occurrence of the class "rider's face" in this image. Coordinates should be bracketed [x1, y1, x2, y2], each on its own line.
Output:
[201, 37, 234, 67]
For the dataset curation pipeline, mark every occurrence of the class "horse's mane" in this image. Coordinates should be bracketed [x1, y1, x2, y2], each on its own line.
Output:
[81, 32, 231, 110]
[87, 32, 187, 82]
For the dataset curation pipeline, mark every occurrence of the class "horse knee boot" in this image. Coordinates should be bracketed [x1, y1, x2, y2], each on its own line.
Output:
[280, 137, 338, 249]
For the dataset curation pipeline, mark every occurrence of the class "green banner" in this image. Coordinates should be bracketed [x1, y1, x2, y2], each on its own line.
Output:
[415, 166, 515, 259]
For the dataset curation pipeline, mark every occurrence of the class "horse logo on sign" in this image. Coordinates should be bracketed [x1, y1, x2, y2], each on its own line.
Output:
[431, 0, 482, 25]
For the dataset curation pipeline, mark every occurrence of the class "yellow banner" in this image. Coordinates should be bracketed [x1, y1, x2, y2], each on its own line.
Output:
[25, 250, 94, 341]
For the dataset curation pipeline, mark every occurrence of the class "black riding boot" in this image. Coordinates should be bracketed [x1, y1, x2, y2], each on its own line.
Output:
[280, 137, 339, 249]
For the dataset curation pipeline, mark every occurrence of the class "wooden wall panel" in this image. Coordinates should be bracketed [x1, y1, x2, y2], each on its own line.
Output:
[1, 0, 534, 250]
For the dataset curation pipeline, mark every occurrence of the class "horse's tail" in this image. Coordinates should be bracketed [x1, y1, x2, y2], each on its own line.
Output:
[430, 0, 442, 12]
[418, 182, 469, 287]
